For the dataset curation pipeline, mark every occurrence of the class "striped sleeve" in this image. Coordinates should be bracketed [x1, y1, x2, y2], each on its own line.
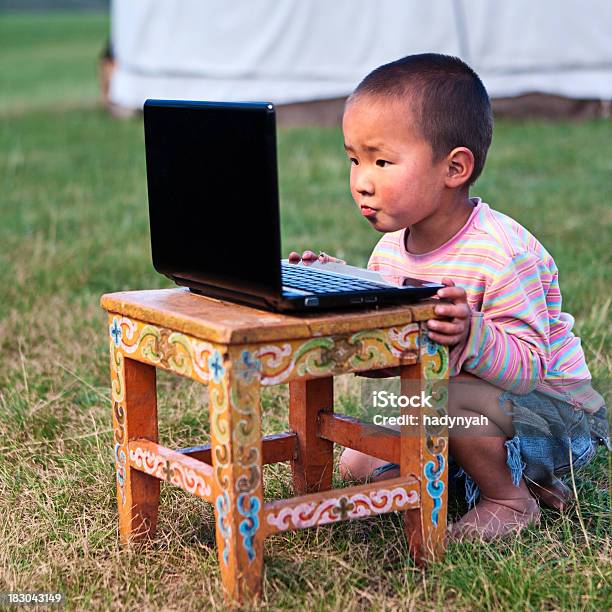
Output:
[450, 252, 553, 393]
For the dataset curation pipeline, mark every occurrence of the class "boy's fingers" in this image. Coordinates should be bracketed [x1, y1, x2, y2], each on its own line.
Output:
[291, 250, 319, 266]
[437, 285, 464, 297]
[436, 285, 467, 302]
[319, 251, 346, 264]
[441, 277, 456, 287]
[434, 303, 470, 319]
[287, 250, 346, 265]
[426, 330, 463, 346]
[427, 319, 465, 335]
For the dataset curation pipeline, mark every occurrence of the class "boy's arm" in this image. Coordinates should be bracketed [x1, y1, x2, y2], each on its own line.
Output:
[450, 252, 552, 394]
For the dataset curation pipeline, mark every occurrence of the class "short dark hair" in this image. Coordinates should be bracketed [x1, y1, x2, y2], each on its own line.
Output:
[350, 53, 493, 186]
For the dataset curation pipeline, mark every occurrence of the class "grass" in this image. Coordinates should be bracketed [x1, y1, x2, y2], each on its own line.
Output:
[1, 10, 610, 611]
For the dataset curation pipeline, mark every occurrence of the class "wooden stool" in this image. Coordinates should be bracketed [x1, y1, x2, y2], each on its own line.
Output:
[101, 288, 449, 603]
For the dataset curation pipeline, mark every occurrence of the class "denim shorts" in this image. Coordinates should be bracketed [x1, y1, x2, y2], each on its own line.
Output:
[372, 389, 608, 506]
[498, 389, 605, 484]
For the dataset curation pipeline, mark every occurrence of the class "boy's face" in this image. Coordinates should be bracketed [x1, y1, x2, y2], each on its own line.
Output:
[342, 95, 448, 232]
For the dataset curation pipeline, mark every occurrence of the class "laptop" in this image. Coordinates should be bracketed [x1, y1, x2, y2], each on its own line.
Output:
[143, 99, 444, 312]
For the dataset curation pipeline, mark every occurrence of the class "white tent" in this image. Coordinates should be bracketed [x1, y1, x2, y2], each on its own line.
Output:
[110, 0, 612, 111]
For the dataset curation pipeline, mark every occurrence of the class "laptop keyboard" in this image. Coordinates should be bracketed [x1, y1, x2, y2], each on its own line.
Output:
[281, 262, 391, 294]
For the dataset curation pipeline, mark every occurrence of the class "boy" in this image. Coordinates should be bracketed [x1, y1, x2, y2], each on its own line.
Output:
[289, 54, 607, 541]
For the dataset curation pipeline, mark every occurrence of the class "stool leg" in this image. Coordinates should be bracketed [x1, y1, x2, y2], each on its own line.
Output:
[110, 347, 159, 543]
[400, 333, 449, 565]
[208, 347, 264, 603]
[289, 377, 334, 494]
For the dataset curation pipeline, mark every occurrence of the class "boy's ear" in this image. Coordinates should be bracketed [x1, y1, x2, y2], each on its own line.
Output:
[445, 147, 474, 189]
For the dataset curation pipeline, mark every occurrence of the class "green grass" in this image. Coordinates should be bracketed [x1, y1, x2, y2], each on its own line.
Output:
[0, 11, 107, 115]
[1, 11, 610, 611]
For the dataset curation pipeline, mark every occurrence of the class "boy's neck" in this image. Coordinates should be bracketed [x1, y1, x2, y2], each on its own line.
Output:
[404, 192, 475, 255]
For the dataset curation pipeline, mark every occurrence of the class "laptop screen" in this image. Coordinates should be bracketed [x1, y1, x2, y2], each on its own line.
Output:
[143, 100, 282, 298]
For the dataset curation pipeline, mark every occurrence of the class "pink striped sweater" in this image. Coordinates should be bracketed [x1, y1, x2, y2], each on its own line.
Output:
[368, 198, 604, 413]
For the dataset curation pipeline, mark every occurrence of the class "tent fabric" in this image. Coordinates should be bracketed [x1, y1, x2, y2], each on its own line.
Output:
[110, 0, 612, 110]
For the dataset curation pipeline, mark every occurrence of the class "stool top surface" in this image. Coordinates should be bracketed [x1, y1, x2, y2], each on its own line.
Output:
[101, 288, 438, 344]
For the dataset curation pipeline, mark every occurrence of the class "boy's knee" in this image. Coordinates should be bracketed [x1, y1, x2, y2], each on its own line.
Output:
[449, 372, 500, 412]
[448, 375, 479, 413]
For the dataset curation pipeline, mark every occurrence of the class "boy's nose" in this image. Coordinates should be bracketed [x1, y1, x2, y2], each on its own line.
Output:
[354, 173, 374, 196]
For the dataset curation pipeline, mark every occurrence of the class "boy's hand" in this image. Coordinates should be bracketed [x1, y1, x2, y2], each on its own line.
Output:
[288, 250, 346, 265]
[427, 278, 471, 347]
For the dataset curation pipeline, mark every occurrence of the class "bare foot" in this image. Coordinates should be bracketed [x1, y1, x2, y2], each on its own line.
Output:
[527, 480, 571, 511]
[450, 495, 540, 542]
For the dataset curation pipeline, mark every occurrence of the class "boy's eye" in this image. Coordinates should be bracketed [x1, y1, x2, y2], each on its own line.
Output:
[376, 159, 390, 167]
[349, 158, 359, 166]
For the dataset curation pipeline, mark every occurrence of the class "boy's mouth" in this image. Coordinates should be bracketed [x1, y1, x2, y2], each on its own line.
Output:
[360, 205, 377, 218]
